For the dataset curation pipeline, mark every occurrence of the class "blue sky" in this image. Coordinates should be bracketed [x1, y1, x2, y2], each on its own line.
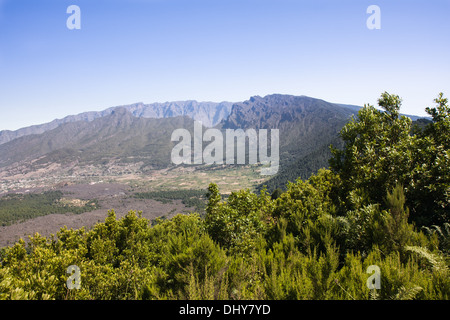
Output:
[0, 0, 449, 130]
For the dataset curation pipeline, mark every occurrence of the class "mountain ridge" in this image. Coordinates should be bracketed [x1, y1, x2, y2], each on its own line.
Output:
[0, 94, 432, 196]
[0, 94, 428, 146]
[0, 94, 357, 194]
[0, 108, 200, 170]
[0, 100, 234, 145]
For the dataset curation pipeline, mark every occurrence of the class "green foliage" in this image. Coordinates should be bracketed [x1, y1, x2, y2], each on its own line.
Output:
[258, 137, 344, 193]
[0, 92, 448, 300]
[204, 184, 272, 256]
[1, 175, 447, 300]
[330, 92, 449, 226]
[422, 223, 450, 256]
[0, 191, 99, 226]
[134, 189, 207, 213]
[270, 188, 283, 200]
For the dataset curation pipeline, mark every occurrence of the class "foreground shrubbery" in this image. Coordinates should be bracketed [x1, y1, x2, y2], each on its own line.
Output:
[0, 92, 448, 300]
[0, 183, 448, 300]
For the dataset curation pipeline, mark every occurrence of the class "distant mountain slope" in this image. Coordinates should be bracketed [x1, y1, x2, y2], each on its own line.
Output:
[256, 136, 345, 192]
[0, 109, 114, 146]
[123, 101, 233, 127]
[222, 94, 356, 173]
[0, 108, 199, 170]
[0, 94, 431, 194]
[0, 101, 233, 145]
[0, 94, 359, 187]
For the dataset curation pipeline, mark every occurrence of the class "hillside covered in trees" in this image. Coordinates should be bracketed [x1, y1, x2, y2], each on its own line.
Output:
[0, 92, 448, 300]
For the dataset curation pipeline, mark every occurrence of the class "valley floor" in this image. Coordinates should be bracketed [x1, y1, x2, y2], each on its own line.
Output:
[0, 182, 189, 247]
[0, 164, 270, 247]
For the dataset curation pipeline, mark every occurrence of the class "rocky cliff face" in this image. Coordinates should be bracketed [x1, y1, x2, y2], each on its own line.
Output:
[124, 100, 233, 127]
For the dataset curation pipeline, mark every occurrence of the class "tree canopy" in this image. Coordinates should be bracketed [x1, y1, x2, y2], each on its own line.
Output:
[330, 92, 449, 226]
[0, 92, 448, 300]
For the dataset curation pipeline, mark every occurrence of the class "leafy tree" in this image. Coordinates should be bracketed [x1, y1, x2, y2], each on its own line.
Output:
[204, 183, 271, 256]
[0, 91, 449, 300]
[408, 93, 450, 225]
[330, 92, 413, 208]
[271, 188, 283, 200]
[330, 92, 449, 226]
